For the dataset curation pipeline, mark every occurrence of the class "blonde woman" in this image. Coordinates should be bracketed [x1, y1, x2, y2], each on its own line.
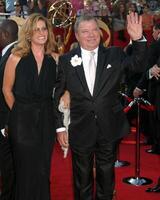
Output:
[3, 13, 57, 200]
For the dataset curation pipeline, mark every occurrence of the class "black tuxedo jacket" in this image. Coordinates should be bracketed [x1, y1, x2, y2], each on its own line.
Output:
[136, 39, 160, 120]
[0, 45, 14, 129]
[55, 42, 147, 148]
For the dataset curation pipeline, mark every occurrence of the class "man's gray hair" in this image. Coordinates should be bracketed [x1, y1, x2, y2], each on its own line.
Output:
[74, 15, 99, 33]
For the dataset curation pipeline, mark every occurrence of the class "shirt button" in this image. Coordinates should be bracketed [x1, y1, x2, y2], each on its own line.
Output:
[95, 115, 97, 119]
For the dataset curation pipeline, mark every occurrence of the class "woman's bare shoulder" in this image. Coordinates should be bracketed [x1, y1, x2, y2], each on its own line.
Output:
[7, 53, 21, 67]
[8, 53, 21, 62]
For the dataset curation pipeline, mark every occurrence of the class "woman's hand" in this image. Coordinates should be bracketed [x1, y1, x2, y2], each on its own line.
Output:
[60, 90, 70, 109]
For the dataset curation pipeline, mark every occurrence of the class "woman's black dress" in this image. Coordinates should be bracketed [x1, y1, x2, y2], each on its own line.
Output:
[8, 51, 57, 200]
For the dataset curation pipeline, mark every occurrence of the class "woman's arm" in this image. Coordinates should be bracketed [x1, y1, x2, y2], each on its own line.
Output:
[2, 54, 20, 110]
[60, 90, 70, 109]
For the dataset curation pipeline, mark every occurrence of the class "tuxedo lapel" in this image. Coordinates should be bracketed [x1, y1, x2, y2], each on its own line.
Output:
[93, 46, 106, 96]
[73, 47, 91, 97]
[0, 46, 13, 68]
[0, 53, 8, 68]
[72, 46, 114, 98]
[93, 45, 114, 97]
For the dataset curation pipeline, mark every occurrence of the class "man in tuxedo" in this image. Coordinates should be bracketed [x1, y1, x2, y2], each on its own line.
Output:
[133, 22, 160, 154]
[55, 13, 146, 200]
[0, 19, 18, 200]
[131, 22, 160, 193]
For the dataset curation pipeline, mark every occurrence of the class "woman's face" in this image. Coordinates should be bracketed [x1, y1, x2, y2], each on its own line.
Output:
[31, 20, 48, 46]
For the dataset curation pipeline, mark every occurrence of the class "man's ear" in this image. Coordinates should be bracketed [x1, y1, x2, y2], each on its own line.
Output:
[1, 31, 6, 40]
[4, 31, 10, 41]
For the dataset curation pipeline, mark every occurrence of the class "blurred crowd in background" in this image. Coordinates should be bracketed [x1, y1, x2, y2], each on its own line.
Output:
[1, 1, 160, 60]
[1, 1, 160, 34]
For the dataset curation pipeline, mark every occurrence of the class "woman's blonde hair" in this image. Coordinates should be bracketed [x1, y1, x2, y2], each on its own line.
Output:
[12, 13, 56, 57]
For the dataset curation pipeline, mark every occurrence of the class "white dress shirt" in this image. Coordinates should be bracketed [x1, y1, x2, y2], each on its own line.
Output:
[81, 47, 98, 94]
[1, 41, 17, 57]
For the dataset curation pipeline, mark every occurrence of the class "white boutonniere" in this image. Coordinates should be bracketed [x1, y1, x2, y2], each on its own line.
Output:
[70, 55, 82, 67]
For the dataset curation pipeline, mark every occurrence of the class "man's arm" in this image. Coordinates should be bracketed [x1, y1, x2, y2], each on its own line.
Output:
[54, 56, 69, 148]
[122, 12, 147, 73]
[2, 54, 19, 110]
[133, 68, 150, 98]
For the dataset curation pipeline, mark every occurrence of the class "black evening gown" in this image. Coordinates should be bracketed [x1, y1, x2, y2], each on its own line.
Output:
[8, 51, 57, 200]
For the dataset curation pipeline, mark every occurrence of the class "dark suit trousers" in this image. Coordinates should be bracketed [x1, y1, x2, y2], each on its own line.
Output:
[71, 135, 118, 200]
[0, 132, 15, 200]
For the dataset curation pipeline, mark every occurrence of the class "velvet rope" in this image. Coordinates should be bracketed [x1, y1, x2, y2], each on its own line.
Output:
[120, 93, 155, 113]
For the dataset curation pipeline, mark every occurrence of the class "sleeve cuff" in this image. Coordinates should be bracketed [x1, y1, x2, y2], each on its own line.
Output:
[56, 127, 66, 133]
[149, 69, 153, 79]
[135, 36, 147, 42]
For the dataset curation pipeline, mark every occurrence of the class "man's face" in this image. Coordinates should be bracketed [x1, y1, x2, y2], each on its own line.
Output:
[152, 27, 160, 41]
[75, 19, 101, 51]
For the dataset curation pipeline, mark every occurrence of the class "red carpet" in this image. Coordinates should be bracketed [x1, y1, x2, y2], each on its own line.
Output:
[50, 133, 160, 200]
